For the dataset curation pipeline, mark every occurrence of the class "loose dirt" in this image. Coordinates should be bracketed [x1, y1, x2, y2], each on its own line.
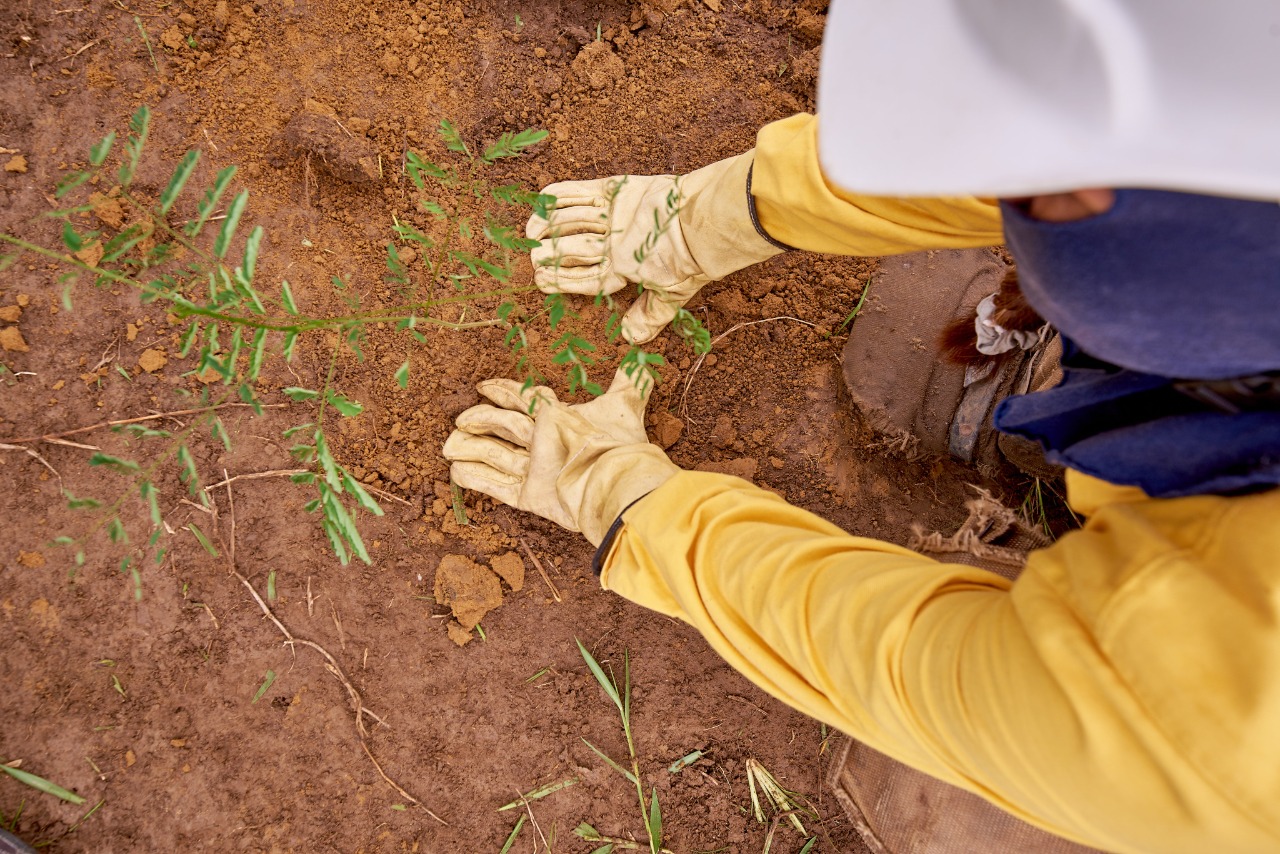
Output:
[0, 0, 1024, 851]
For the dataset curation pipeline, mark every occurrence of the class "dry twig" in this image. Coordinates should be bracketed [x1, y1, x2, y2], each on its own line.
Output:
[519, 538, 561, 603]
[0, 402, 287, 445]
[0, 442, 62, 487]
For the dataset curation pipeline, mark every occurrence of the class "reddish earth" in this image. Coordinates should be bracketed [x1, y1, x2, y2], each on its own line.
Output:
[0, 1, 1029, 851]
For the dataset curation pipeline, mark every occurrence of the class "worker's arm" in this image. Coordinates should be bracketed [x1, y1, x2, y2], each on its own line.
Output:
[751, 113, 1005, 254]
[600, 470, 1280, 854]
[526, 113, 1003, 344]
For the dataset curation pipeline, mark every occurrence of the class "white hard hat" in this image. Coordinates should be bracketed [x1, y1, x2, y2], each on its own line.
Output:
[817, 0, 1280, 200]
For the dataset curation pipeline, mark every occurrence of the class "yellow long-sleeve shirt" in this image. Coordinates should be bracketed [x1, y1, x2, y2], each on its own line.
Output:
[598, 114, 1280, 853]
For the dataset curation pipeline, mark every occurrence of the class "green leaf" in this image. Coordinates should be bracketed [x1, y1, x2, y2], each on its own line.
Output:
[65, 490, 102, 510]
[187, 165, 238, 237]
[438, 119, 470, 156]
[575, 638, 623, 714]
[280, 279, 298, 315]
[404, 151, 448, 187]
[117, 105, 151, 187]
[213, 189, 249, 259]
[498, 815, 526, 854]
[88, 453, 140, 473]
[290, 471, 316, 484]
[322, 488, 371, 564]
[0, 763, 87, 805]
[321, 517, 350, 565]
[497, 776, 580, 811]
[340, 470, 384, 516]
[187, 522, 218, 555]
[177, 321, 200, 357]
[581, 738, 637, 784]
[107, 517, 128, 544]
[798, 838, 818, 854]
[394, 360, 409, 389]
[282, 422, 313, 440]
[647, 789, 662, 851]
[140, 481, 162, 527]
[419, 199, 447, 220]
[61, 221, 85, 252]
[282, 330, 298, 362]
[282, 387, 319, 401]
[240, 225, 264, 287]
[251, 670, 276, 703]
[90, 131, 117, 167]
[314, 432, 342, 490]
[159, 149, 201, 216]
[55, 170, 92, 199]
[117, 423, 172, 440]
[177, 445, 200, 495]
[210, 416, 232, 451]
[325, 390, 363, 417]
[482, 127, 548, 162]
[483, 221, 540, 252]
[245, 327, 268, 383]
[99, 223, 148, 264]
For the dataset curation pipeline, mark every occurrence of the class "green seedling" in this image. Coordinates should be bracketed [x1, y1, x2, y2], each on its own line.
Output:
[266, 570, 277, 602]
[134, 16, 159, 72]
[2, 106, 707, 583]
[667, 749, 706, 774]
[834, 276, 873, 335]
[251, 670, 276, 703]
[576, 639, 664, 854]
[0, 761, 86, 805]
[499, 814, 526, 853]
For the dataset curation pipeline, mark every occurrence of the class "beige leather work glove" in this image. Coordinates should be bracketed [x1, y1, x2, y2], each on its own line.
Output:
[442, 368, 680, 546]
[527, 152, 787, 344]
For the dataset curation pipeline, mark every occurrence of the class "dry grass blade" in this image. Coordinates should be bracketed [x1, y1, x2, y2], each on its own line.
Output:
[498, 775, 580, 811]
[745, 758, 811, 835]
[0, 402, 287, 445]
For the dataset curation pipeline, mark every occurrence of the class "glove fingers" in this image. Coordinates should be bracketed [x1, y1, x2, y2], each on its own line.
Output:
[529, 204, 612, 240]
[531, 232, 607, 269]
[453, 404, 535, 447]
[475, 377, 558, 414]
[620, 288, 686, 344]
[449, 460, 523, 508]
[441, 430, 531, 479]
[526, 185, 608, 240]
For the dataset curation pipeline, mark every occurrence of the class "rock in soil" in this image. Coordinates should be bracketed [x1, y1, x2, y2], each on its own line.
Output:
[281, 106, 381, 185]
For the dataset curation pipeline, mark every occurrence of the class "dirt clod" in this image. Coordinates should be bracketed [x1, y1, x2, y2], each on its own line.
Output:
[0, 326, 29, 352]
[434, 553, 502, 630]
[489, 551, 524, 592]
[138, 348, 167, 372]
[4, 155, 27, 174]
[651, 411, 685, 449]
[572, 41, 625, 90]
[281, 110, 381, 185]
[17, 550, 45, 568]
[0, 305, 21, 323]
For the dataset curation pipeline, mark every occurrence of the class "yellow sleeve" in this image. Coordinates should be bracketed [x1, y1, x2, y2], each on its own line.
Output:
[751, 113, 1005, 255]
[600, 470, 1280, 854]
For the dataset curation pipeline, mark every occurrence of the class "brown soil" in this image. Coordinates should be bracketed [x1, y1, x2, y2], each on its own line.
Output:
[0, 1, 1016, 851]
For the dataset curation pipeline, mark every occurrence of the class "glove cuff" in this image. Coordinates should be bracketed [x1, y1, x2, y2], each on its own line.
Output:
[578, 444, 680, 546]
[680, 152, 790, 281]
